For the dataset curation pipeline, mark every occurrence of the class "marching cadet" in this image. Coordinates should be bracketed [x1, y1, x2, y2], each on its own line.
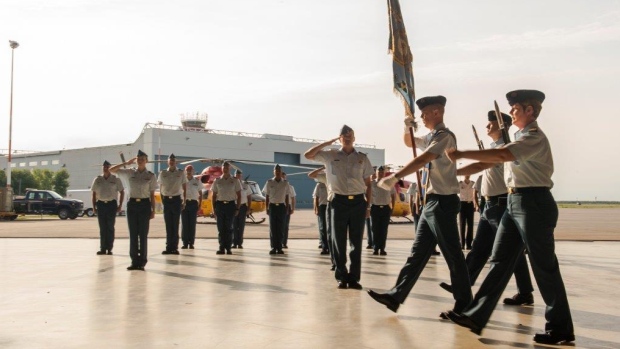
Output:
[281, 172, 296, 249]
[438, 111, 535, 307]
[367, 96, 472, 314]
[305, 125, 373, 290]
[263, 164, 290, 255]
[91, 160, 124, 255]
[181, 165, 202, 249]
[444, 90, 574, 345]
[312, 179, 330, 255]
[232, 169, 251, 249]
[370, 166, 395, 256]
[158, 154, 188, 255]
[211, 162, 242, 255]
[458, 174, 476, 249]
[109, 150, 157, 271]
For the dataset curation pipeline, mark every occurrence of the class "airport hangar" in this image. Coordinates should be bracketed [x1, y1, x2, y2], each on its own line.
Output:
[0, 116, 385, 209]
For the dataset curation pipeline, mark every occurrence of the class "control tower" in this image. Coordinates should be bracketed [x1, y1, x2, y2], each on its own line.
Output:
[180, 112, 208, 130]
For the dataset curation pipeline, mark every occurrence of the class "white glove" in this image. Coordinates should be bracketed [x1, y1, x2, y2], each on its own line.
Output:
[404, 117, 416, 128]
[378, 175, 399, 191]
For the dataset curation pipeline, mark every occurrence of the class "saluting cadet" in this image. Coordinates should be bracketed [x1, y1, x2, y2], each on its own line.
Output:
[438, 111, 535, 308]
[211, 162, 242, 255]
[444, 90, 574, 345]
[91, 160, 125, 255]
[313, 180, 329, 255]
[458, 175, 476, 249]
[263, 164, 290, 255]
[370, 166, 395, 256]
[367, 95, 472, 314]
[281, 172, 296, 249]
[305, 125, 373, 290]
[232, 169, 252, 249]
[181, 165, 202, 249]
[158, 154, 188, 255]
[109, 150, 157, 271]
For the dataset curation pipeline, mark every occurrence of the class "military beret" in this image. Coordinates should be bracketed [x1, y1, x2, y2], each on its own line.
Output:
[222, 161, 231, 167]
[416, 95, 447, 110]
[234, 169, 242, 175]
[377, 166, 385, 171]
[506, 89, 545, 106]
[168, 153, 176, 160]
[185, 165, 194, 171]
[340, 125, 354, 135]
[274, 164, 281, 170]
[487, 110, 512, 127]
[137, 150, 148, 157]
[103, 160, 111, 166]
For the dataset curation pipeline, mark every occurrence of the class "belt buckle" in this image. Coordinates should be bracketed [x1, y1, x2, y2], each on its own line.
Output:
[167, 196, 173, 199]
[135, 198, 141, 202]
[378, 205, 383, 208]
[348, 195, 354, 200]
[274, 203, 279, 206]
[223, 201, 229, 204]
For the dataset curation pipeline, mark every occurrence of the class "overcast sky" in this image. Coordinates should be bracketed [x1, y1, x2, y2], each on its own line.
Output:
[1, 0, 618, 200]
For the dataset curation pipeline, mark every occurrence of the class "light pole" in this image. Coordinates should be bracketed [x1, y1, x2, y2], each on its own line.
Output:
[7, 40, 19, 189]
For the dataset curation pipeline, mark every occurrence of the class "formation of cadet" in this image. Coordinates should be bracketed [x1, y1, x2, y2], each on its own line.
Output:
[181, 164, 202, 249]
[281, 172, 296, 248]
[458, 174, 475, 249]
[369, 166, 395, 255]
[304, 125, 374, 290]
[367, 95, 473, 314]
[263, 164, 290, 254]
[443, 90, 574, 344]
[211, 162, 242, 255]
[232, 169, 251, 249]
[109, 150, 157, 271]
[91, 160, 125, 255]
[158, 154, 188, 255]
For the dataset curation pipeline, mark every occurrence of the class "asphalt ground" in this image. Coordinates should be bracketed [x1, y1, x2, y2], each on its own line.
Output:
[1, 207, 619, 241]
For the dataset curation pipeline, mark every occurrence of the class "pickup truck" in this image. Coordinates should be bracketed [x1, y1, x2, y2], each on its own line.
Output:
[13, 189, 84, 220]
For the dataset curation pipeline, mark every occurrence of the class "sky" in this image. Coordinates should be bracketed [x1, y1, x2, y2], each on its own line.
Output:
[1, 0, 619, 201]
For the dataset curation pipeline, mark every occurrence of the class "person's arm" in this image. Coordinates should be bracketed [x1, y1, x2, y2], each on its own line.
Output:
[394, 151, 437, 179]
[109, 157, 135, 173]
[308, 166, 325, 179]
[456, 162, 496, 176]
[364, 177, 372, 219]
[91, 191, 97, 215]
[314, 196, 319, 215]
[117, 189, 125, 213]
[390, 191, 396, 212]
[149, 190, 155, 219]
[473, 188, 480, 211]
[304, 138, 338, 160]
[235, 190, 241, 216]
[446, 148, 515, 164]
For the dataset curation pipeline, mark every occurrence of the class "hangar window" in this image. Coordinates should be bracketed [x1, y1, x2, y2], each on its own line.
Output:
[52, 160, 60, 165]
[19, 162, 26, 167]
[41, 161, 49, 165]
[29, 161, 37, 166]
[10, 163, 16, 168]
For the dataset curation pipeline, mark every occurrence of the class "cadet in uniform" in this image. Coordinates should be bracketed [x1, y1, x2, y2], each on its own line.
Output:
[367, 96, 472, 314]
[309, 167, 335, 268]
[232, 169, 251, 249]
[181, 165, 202, 249]
[458, 175, 475, 249]
[312, 179, 329, 255]
[211, 162, 242, 255]
[263, 164, 290, 255]
[91, 160, 125, 255]
[365, 170, 376, 250]
[473, 175, 484, 213]
[305, 125, 373, 290]
[281, 172, 296, 248]
[370, 166, 395, 256]
[438, 111, 535, 307]
[444, 90, 574, 345]
[109, 150, 157, 271]
[158, 154, 188, 255]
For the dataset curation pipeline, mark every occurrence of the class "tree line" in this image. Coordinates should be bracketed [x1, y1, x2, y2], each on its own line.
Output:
[0, 169, 70, 196]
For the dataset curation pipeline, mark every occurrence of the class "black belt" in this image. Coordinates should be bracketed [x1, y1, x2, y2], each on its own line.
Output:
[163, 195, 181, 199]
[185, 199, 198, 202]
[334, 194, 364, 200]
[217, 201, 234, 204]
[129, 198, 150, 202]
[372, 204, 389, 208]
[269, 203, 285, 206]
[507, 187, 550, 194]
[97, 199, 116, 203]
[461, 201, 474, 204]
[484, 193, 508, 200]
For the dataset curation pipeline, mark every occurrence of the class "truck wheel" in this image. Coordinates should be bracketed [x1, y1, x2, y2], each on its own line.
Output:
[9, 215, 18, 221]
[69, 213, 78, 220]
[86, 208, 95, 217]
[58, 208, 69, 220]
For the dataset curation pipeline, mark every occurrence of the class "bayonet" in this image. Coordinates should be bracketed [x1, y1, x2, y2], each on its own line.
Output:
[494, 100, 511, 144]
[472, 125, 484, 150]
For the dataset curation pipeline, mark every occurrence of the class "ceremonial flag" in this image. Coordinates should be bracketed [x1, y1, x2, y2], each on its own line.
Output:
[387, 0, 416, 129]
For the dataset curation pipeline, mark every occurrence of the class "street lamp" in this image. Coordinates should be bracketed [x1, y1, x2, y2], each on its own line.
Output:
[7, 40, 19, 189]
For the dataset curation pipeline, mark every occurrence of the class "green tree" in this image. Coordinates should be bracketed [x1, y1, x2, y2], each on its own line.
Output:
[10, 170, 38, 195]
[32, 169, 55, 191]
[53, 169, 70, 196]
[0, 170, 5, 187]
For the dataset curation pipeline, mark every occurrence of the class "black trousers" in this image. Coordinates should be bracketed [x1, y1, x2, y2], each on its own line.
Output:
[181, 200, 199, 246]
[365, 217, 373, 247]
[330, 194, 366, 283]
[317, 204, 328, 251]
[127, 199, 151, 267]
[215, 201, 235, 250]
[370, 205, 391, 250]
[163, 195, 182, 251]
[269, 204, 286, 250]
[233, 204, 248, 246]
[282, 211, 291, 246]
[97, 200, 117, 251]
[459, 201, 475, 248]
